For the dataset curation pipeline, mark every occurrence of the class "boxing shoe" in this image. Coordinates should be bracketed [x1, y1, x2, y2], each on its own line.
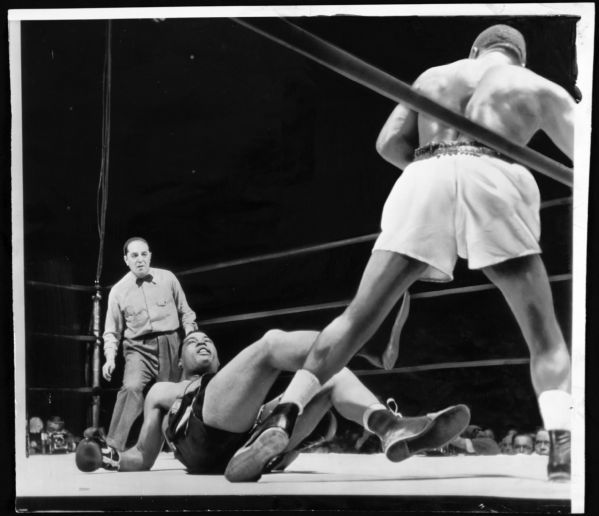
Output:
[376, 413, 433, 461]
[224, 402, 299, 483]
[377, 404, 471, 462]
[75, 427, 120, 472]
[264, 410, 338, 473]
[404, 404, 471, 457]
[547, 430, 570, 482]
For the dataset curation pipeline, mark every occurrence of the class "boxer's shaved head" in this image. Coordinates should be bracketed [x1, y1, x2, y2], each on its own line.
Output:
[470, 25, 526, 66]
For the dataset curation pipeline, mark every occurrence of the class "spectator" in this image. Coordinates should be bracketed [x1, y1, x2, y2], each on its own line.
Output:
[448, 424, 500, 455]
[512, 432, 534, 455]
[534, 428, 550, 455]
[479, 428, 496, 440]
[499, 428, 518, 454]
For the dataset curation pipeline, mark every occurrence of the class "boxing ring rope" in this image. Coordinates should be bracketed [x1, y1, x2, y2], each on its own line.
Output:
[350, 357, 531, 377]
[177, 234, 377, 277]
[27, 196, 571, 340]
[24, 192, 572, 291]
[194, 274, 572, 327]
[26, 281, 100, 292]
[231, 17, 573, 187]
[31, 333, 96, 342]
[25, 273, 570, 348]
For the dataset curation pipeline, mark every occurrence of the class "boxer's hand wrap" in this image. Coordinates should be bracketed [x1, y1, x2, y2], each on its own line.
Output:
[75, 427, 120, 472]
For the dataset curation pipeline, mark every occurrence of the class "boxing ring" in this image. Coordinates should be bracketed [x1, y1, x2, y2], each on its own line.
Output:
[12, 8, 590, 514]
[20, 452, 570, 511]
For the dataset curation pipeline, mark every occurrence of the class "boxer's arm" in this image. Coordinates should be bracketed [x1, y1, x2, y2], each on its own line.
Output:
[118, 382, 180, 471]
[540, 80, 575, 160]
[376, 103, 419, 170]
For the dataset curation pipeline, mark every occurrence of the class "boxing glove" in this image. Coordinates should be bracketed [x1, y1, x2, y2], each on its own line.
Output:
[75, 427, 120, 472]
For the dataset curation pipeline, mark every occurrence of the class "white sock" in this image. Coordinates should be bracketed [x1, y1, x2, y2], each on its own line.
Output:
[362, 403, 388, 432]
[280, 369, 321, 414]
[538, 389, 573, 431]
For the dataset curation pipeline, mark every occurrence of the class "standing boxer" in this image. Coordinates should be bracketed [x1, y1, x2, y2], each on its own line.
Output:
[229, 25, 574, 482]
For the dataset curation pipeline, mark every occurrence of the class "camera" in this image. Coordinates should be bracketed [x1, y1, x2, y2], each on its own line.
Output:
[45, 416, 76, 454]
[48, 430, 70, 454]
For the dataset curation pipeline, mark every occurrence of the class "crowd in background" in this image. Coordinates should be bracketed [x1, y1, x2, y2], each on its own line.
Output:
[300, 401, 552, 457]
[29, 411, 551, 458]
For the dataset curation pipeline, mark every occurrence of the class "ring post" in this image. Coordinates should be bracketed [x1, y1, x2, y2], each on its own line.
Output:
[91, 282, 102, 428]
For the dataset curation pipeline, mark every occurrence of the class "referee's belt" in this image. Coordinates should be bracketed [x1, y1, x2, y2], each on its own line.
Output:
[413, 141, 506, 161]
[131, 329, 179, 341]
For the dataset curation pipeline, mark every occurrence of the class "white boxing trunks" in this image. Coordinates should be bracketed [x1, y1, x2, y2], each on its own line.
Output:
[373, 142, 541, 282]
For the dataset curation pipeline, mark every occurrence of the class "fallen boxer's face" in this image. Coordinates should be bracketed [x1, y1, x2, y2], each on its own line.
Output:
[182, 332, 219, 373]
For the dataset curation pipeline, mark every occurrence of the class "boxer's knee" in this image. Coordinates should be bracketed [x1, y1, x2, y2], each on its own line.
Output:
[254, 329, 285, 358]
[261, 329, 286, 349]
[307, 315, 355, 366]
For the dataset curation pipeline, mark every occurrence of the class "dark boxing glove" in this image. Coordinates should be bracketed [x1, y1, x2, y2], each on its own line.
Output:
[75, 427, 120, 472]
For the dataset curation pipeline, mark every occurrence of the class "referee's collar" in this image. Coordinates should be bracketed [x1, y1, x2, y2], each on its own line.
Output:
[130, 268, 158, 286]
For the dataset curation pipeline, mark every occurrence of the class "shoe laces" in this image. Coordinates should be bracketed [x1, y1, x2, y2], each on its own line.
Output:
[386, 398, 403, 418]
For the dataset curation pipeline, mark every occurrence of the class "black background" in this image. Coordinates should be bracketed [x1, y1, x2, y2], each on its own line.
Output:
[19, 14, 579, 440]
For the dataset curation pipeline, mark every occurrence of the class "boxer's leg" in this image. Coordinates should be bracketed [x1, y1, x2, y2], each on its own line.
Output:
[482, 255, 570, 395]
[225, 367, 469, 482]
[483, 254, 572, 480]
[303, 251, 426, 384]
[201, 330, 320, 433]
[223, 252, 426, 482]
